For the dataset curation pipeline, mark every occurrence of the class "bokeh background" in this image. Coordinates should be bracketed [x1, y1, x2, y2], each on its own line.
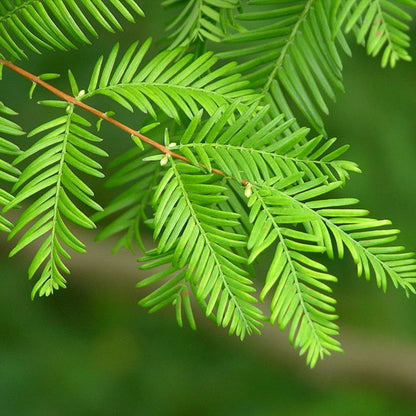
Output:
[1, 3, 416, 415]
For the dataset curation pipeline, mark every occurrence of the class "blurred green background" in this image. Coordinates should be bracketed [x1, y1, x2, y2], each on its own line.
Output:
[1, 3, 416, 415]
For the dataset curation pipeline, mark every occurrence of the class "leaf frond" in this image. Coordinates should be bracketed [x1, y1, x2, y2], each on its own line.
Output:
[247, 185, 341, 368]
[93, 146, 160, 253]
[178, 104, 360, 184]
[0, 101, 23, 233]
[5, 103, 106, 298]
[217, 0, 349, 133]
[0, 0, 144, 60]
[332, 0, 416, 67]
[162, 0, 242, 49]
[82, 39, 259, 122]
[145, 160, 265, 338]
[256, 180, 416, 295]
[137, 250, 198, 330]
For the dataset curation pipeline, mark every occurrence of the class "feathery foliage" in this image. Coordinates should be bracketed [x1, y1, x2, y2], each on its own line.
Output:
[171, 105, 415, 363]
[93, 145, 158, 252]
[332, 0, 416, 67]
[178, 103, 361, 184]
[137, 249, 198, 330]
[247, 185, 341, 367]
[216, 0, 349, 134]
[0, 0, 144, 60]
[144, 160, 265, 338]
[162, 0, 242, 48]
[0, 0, 415, 367]
[81, 39, 259, 121]
[4, 102, 107, 298]
[0, 102, 23, 233]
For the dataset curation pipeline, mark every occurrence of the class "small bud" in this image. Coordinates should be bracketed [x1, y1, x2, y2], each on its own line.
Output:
[77, 89, 85, 98]
[160, 155, 169, 166]
[244, 183, 252, 198]
[168, 142, 177, 148]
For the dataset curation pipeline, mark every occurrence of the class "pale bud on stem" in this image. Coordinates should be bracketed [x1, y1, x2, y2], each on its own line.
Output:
[160, 154, 169, 166]
[244, 183, 252, 198]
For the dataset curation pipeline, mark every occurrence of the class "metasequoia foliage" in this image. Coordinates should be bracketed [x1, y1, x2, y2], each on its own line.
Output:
[0, 0, 415, 367]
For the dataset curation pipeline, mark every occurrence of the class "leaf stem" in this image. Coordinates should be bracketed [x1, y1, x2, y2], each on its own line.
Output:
[263, 0, 315, 93]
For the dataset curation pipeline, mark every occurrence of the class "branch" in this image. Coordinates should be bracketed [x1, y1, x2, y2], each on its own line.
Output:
[0, 59, 248, 185]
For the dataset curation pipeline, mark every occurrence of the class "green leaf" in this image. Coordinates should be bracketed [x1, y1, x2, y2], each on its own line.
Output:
[0, 0, 145, 60]
[82, 39, 259, 122]
[142, 159, 265, 339]
[179, 105, 359, 184]
[162, 0, 241, 49]
[0, 104, 23, 233]
[94, 147, 159, 253]
[217, 0, 349, 134]
[246, 185, 341, 368]
[332, 0, 416, 67]
[7, 104, 105, 297]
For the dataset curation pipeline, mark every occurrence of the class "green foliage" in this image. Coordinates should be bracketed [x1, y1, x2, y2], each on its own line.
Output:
[217, 0, 349, 134]
[0, 0, 144, 60]
[162, 0, 242, 48]
[332, 0, 416, 67]
[81, 39, 259, 120]
[141, 161, 265, 339]
[0, 0, 415, 367]
[4, 105, 107, 298]
[93, 146, 157, 252]
[0, 102, 23, 232]
[178, 103, 360, 183]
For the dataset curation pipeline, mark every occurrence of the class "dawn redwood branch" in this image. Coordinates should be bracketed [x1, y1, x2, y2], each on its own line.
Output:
[0, 59, 248, 186]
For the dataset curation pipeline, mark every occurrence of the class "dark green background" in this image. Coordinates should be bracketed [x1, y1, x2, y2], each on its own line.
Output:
[1, 3, 416, 415]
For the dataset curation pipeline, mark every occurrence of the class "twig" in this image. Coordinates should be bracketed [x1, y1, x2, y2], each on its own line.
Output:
[0, 59, 249, 186]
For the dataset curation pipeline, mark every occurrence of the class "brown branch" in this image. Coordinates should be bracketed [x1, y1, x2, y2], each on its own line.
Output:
[0, 59, 248, 186]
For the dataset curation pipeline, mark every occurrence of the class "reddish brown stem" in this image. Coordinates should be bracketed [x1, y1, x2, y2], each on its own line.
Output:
[0, 59, 249, 186]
